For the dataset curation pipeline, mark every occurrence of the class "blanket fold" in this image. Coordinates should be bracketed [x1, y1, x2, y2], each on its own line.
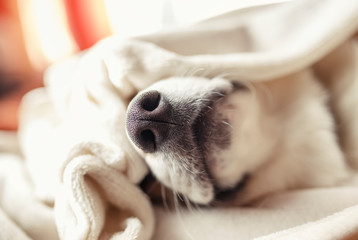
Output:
[0, 154, 58, 240]
[2, 0, 357, 239]
[55, 141, 154, 240]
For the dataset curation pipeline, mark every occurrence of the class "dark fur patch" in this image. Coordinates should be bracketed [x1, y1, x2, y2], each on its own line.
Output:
[127, 78, 238, 202]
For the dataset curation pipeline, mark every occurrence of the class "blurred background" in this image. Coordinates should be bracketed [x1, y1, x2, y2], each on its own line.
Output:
[0, 0, 289, 130]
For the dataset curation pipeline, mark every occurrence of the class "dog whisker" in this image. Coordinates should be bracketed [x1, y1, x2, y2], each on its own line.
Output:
[160, 183, 170, 212]
[187, 68, 206, 78]
[177, 192, 184, 202]
[212, 91, 226, 97]
[183, 195, 195, 213]
[176, 66, 206, 79]
[171, 190, 197, 240]
[179, 160, 206, 175]
[172, 190, 180, 212]
[222, 120, 234, 129]
[174, 65, 192, 78]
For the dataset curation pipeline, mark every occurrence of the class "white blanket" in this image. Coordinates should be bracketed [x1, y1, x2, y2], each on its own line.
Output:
[1, 0, 358, 239]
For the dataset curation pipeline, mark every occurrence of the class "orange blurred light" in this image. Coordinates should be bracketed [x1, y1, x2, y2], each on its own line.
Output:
[17, 0, 78, 71]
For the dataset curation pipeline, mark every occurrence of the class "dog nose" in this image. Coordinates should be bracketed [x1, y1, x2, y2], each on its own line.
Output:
[126, 90, 174, 153]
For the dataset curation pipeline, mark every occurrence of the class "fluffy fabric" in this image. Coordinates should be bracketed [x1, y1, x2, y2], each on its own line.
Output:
[1, 0, 358, 239]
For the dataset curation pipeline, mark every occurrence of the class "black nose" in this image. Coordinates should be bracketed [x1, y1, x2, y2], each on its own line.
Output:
[126, 90, 174, 153]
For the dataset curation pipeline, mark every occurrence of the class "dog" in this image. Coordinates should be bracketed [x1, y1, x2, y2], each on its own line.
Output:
[125, 69, 350, 206]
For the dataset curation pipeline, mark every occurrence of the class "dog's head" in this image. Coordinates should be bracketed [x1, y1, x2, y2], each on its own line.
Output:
[125, 77, 271, 204]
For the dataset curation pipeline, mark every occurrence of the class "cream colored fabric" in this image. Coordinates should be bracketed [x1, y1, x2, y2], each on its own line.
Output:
[0, 154, 58, 240]
[18, 69, 154, 239]
[153, 187, 358, 240]
[1, 0, 358, 239]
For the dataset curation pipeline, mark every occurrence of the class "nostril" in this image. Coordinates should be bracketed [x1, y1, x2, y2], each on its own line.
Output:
[126, 90, 172, 153]
[140, 90, 161, 111]
[140, 129, 156, 152]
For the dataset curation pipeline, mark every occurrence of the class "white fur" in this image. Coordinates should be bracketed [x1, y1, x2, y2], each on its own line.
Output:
[127, 70, 351, 205]
[218, 71, 350, 204]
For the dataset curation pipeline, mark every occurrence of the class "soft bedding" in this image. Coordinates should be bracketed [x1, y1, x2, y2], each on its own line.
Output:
[1, 0, 358, 239]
